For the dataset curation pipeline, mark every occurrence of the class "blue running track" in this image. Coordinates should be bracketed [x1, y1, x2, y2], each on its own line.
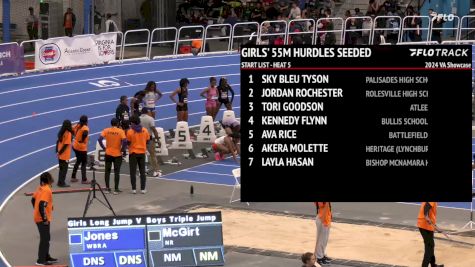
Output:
[0, 54, 241, 212]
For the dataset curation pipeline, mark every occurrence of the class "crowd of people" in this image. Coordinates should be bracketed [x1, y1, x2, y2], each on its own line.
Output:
[176, 0, 449, 46]
[53, 77, 239, 194]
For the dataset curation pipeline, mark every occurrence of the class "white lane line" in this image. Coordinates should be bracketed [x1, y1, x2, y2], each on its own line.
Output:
[0, 95, 240, 144]
[110, 77, 119, 81]
[0, 72, 239, 109]
[0, 63, 239, 96]
[0, 82, 240, 126]
[207, 162, 240, 167]
[182, 170, 234, 177]
[0, 92, 240, 145]
[125, 82, 133, 86]
[0, 107, 240, 168]
[0, 53, 238, 82]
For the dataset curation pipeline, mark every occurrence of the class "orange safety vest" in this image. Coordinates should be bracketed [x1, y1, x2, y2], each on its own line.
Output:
[417, 202, 437, 232]
[315, 202, 332, 227]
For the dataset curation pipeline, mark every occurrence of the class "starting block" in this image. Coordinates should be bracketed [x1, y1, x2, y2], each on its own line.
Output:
[222, 110, 236, 123]
[197, 116, 216, 143]
[155, 127, 168, 156]
[170, 121, 193, 149]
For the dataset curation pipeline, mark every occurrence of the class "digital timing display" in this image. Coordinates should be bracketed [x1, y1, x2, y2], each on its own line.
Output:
[68, 212, 224, 267]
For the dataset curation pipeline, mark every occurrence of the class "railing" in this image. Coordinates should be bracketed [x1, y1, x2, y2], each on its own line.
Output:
[399, 16, 431, 43]
[4, 16, 475, 75]
[286, 19, 315, 45]
[343, 16, 373, 45]
[149, 27, 178, 59]
[371, 16, 402, 45]
[122, 29, 150, 61]
[429, 15, 461, 42]
[176, 25, 205, 54]
[231, 22, 259, 50]
[459, 15, 475, 41]
[203, 23, 232, 53]
[315, 17, 344, 45]
[258, 20, 288, 45]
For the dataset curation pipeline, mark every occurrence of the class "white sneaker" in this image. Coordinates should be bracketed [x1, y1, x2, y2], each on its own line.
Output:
[132, 190, 136, 194]
[141, 190, 147, 194]
[152, 171, 161, 177]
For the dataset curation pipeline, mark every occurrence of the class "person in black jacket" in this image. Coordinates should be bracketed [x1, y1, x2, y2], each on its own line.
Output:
[217, 77, 235, 112]
[116, 96, 130, 130]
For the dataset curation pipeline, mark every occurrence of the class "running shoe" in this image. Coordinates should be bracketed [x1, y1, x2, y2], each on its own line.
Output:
[46, 257, 58, 263]
[35, 262, 52, 266]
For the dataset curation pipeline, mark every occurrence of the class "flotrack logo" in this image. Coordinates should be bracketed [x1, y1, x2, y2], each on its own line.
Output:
[409, 48, 468, 57]
[431, 12, 455, 22]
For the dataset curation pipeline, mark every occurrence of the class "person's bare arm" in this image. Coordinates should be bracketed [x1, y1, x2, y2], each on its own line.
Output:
[200, 88, 209, 98]
[170, 88, 182, 106]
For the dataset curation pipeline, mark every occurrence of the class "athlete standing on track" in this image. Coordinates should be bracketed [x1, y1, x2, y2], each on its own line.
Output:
[315, 202, 332, 265]
[31, 172, 58, 266]
[71, 115, 90, 184]
[200, 77, 219, 121]
[116, 96, 130, 131]
[56, 120, 73, 187]
[130, 90, 146, 118]
[128, 115, 150, 194]
[143, 81, 163, 118]
[417, 202, 444, 267]
[99, 118, 127, 194]
[217, 77, 235, 111]
[170, 78, 190, 122]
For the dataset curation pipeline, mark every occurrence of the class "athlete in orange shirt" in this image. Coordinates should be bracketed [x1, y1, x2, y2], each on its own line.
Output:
[98, 118, 127, 194]
[127, 115, 150, 194]
[314, 202, 332, 265]
[56, 120, 73, 187]
[417, 202, 444, 267]
[31, 172, 57, 265]
[71, 115, 90, 184]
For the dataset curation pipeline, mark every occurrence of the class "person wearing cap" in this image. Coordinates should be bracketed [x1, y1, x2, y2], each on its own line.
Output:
[127, 115, 150, 194]
[140, 108, 161, 177]
[170, 78, 190, 122]
[25, 7, 39, 41]
[417, 202, 444, 267]
[98, 118, 127, 194]
[31, 172, 58, 266]
[71, 115, 90, 184]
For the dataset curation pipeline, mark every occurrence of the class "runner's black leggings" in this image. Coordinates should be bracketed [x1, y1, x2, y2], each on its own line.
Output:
[72, 149, 87, 180]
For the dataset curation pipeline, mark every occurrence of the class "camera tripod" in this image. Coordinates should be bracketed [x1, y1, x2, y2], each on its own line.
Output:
[82, 162, 116, 217]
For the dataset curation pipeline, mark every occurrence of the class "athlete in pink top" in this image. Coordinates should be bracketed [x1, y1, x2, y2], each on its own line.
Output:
[200, 77, 219, 121]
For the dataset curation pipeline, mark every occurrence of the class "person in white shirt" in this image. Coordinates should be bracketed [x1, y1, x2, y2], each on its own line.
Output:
[105, 13, 119, 32]
[288, 2, 301, 20]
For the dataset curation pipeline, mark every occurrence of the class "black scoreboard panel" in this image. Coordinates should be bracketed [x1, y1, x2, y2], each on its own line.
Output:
[68, 211, 224, 267]
[240, 45, 472, 202]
